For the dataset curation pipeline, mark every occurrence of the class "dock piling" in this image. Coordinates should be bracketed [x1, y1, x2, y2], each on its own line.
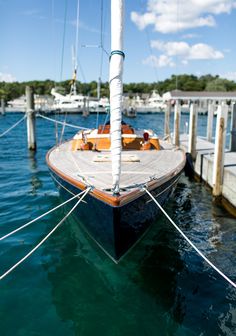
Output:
[212, 103, 228, 197]
[83, 97, 89, 117]
[1, 98, 5, 115]
[230, 102, 236, 152]
[26, 86, 36, 151]
[206, 102, 215, 142]
[164, 100, 171, 141]
[174, 100, 181, 146]
[188, 103, 198, 160]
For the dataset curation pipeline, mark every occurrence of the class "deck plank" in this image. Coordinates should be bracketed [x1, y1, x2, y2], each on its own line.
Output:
[49, 140, 185, 192]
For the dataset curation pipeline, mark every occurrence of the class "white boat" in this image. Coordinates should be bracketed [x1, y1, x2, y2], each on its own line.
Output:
[136, 90, 167, 113]
[51, 88, 109, 114]
[51, 88, 86, 113]
[46, 0, 186, 261]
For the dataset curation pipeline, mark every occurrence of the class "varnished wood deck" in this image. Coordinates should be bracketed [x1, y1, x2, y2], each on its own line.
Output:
[48, 140, 185, 195]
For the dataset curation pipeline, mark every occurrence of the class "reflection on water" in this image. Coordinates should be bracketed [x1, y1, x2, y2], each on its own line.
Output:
[28, 151, 43, 195]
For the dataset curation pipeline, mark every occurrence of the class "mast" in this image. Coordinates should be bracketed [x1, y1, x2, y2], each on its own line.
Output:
[70, 0, 80, 96]
[109, 0, 124, 194]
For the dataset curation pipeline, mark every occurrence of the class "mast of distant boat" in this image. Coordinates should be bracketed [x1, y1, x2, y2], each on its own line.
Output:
[109, 0, 124, 195]
[70, 0, 80, 96]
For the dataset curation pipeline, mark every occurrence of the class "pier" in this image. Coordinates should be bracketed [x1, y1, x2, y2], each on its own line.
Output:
[180, 134, 236, 214]
[167, 95, 236, 216]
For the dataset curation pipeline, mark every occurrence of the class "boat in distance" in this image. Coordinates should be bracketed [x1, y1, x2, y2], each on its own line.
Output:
[46, 123, 186, 262]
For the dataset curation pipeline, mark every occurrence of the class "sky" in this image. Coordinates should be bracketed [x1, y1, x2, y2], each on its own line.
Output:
[1, 0, 236, 84]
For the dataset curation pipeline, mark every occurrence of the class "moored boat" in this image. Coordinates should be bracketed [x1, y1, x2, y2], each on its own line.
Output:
[46, 0, 186, 262]
[46, 122, 185, 261]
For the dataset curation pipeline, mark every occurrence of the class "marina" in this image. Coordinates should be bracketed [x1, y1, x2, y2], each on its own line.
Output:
[1, 0, 236, 335]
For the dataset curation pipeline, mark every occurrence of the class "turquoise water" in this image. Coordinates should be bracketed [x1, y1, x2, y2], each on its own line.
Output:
[0, 112, 236, 336]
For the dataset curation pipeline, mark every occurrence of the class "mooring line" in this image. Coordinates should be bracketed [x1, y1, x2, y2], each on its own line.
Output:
[143, 187, 236, 289]
[0, 190, 87, 242]
[0, 187, 91, 281]
[0, 115, 26, 138]
[37, 114, 90, 130]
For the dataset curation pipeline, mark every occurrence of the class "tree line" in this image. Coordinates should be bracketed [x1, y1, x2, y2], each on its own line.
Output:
[0, 74, 236, 102]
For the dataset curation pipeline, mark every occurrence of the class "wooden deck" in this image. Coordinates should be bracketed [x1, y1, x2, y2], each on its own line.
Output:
[180, 134, 236, 209]
[48, 140, 185, 195]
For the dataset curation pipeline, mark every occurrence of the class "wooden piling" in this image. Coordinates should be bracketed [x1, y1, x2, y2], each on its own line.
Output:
[174, 100, 180, 146]
[230, 102, 236, 152]
[188, 103, 198, 160]
[1, 98, 5, 115]
[164, 100, 171, 141]
[212, 103, 228, 197]
[206, 102, 214, 142]
[26, 86, 36, 151]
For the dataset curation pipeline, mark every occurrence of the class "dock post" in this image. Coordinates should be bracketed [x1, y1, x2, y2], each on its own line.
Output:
[206, 102, 214, 142]
[212, 103, 228, 197]
[164, 100, 171, 141]
[174, 100, 180, 146]
[86, 97, 90, 116]
[83, 97, 90, 117]
[26, 86, 36, 151]
[229, 102, 236, 151]
[188, 103, 198, 160]
[1, 98, 5, 115]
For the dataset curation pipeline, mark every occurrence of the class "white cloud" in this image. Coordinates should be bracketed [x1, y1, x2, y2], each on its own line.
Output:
[144, 40, 224, 68]
[143, 55, 175, 68]
[131, 0, 236, 33]
[221, 71, 236, 80]
[182, 33, 201, 39]
[0, 72, 16, 82]
[151, 40, 224, 59]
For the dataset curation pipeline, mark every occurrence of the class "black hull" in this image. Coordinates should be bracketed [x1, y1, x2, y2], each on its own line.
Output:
[50, 170, 182, 262]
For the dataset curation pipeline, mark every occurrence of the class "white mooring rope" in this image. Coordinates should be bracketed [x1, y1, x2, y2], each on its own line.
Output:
[0, 190, 87, 241]
[0, 115, 26, 138]
[0, 187, 91, 280]
[37, 114, 90, 130]
[144, 188, 236, 289]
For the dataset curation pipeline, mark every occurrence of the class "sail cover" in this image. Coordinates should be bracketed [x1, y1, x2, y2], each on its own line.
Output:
[109, 0, 124, 194]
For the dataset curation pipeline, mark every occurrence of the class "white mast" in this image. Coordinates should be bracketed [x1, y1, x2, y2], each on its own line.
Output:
[71, 0, 80, 96]
[109, 0, 124, 194]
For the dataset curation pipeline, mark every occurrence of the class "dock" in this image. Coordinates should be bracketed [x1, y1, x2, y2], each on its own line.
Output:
[162, 92, 236, 216]
[180, 134, 236, 213]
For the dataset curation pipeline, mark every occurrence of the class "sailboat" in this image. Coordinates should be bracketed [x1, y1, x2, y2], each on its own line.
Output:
[46, 0, 186, 262]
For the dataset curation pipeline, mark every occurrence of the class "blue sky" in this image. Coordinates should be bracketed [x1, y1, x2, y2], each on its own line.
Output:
[1, 0, 236, 83]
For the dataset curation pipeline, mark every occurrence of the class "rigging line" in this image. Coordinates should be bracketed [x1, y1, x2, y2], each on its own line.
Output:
[37, 113, 90, 130]
[68, 151, 90, 185]
[75, 0, 80, 72]
[99, 0, 104, 79]
[77, 58, 86, 82]
[0, 190, 87, 242]
[51, 0, 56, 85]
[60, 0, 68, 81]
[94, 111, 110, 149]
[175, 0, 180, 90]
[144, 29, 159, 83]
[144, 188, 236, 290]
[0, 187, 91, 281]
[0, 115, 26, 138]
[59, 111, 68, 145]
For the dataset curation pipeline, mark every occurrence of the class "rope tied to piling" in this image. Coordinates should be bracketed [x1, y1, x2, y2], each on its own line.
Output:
[0, 115, 26, 138]
[0, 187, 91, 280]
[143, 187, 236, 289]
